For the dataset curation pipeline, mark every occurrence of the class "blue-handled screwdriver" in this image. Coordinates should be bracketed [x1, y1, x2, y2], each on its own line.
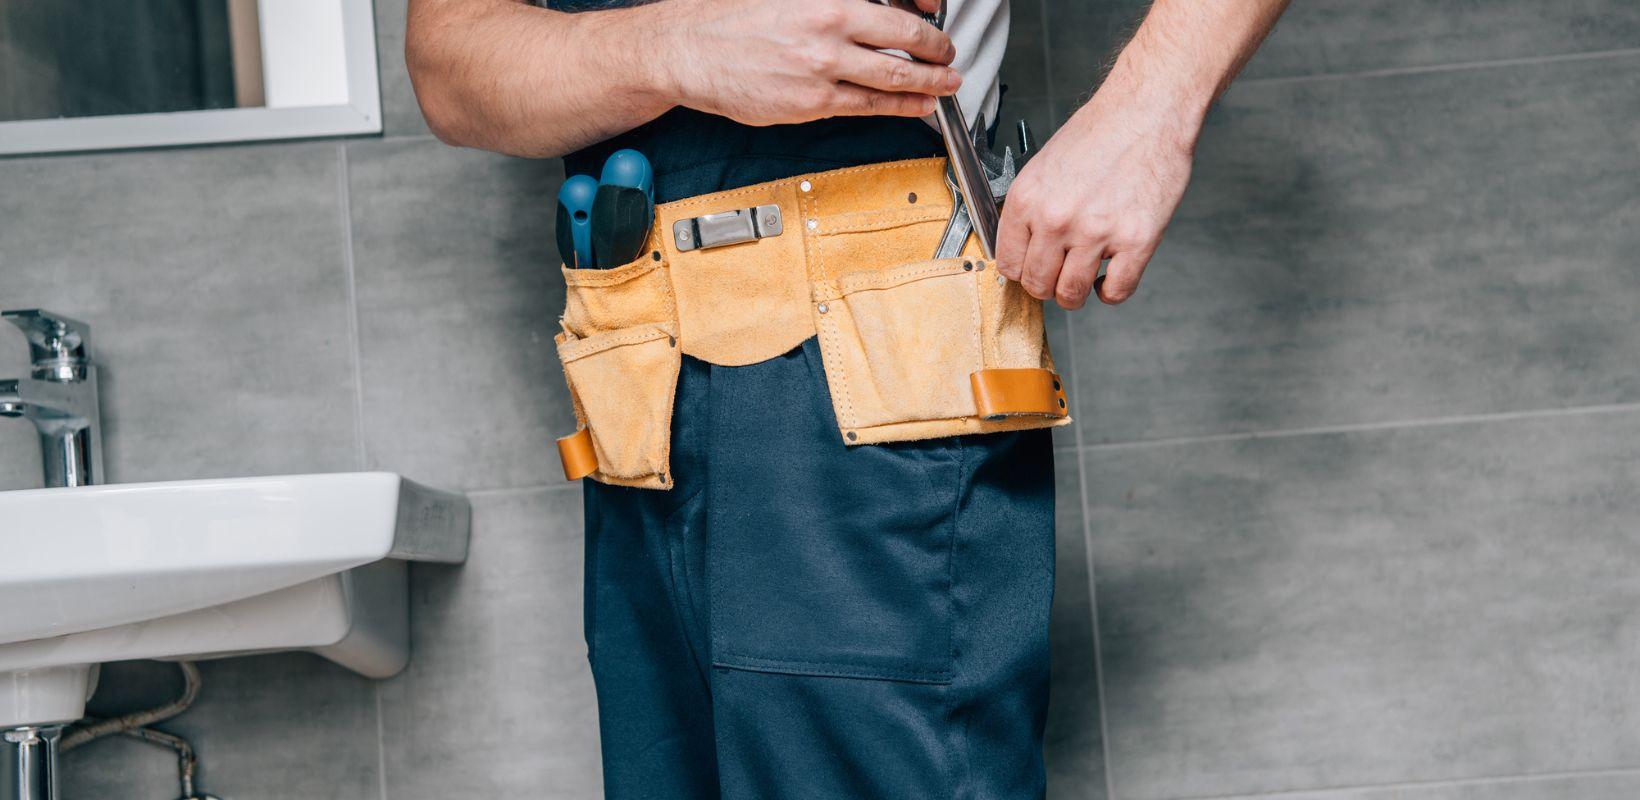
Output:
[591, 149, 655, 268]
[599, 149, 654, 201]
[555, 174, 598, 269]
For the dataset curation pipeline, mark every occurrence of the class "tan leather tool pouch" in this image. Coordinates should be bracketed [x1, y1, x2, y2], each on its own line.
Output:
[555, 253, 681, 490]
[813, 256, 1066, 445]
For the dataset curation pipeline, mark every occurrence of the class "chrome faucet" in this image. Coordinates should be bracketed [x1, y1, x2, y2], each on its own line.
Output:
[0, 310, 103, 487]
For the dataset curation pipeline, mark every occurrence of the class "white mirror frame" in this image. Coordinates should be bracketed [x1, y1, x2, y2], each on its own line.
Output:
[0, 0, 381, 157]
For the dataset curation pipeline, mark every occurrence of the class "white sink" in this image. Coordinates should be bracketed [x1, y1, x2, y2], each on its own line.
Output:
[0, 472, 470, 728]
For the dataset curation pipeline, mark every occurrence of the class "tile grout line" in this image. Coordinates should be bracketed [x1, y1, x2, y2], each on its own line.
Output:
[1079, 400, 1640, 453]
[459, 401, 1640, 498]
[466, 481, 582, 498]
[337, 143, 369, 471]
[1070, 352, 1118, 799]
[374, 684, 389, 800]
[1055, 325, 1116, 799]
[1234, 45, 1640, 88]
[1036, 0, 1057, 124]
[1159, 765, 1640, 800]
[336, 140, 386, 800]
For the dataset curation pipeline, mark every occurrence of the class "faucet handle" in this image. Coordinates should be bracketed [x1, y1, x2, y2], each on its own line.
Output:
[3, 309, 91, 380]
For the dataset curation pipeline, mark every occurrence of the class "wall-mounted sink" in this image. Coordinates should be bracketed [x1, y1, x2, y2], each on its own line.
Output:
[0, 472, 470, 729]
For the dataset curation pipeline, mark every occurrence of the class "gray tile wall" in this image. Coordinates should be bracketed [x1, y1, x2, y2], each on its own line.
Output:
[0, 1, 1635, 798]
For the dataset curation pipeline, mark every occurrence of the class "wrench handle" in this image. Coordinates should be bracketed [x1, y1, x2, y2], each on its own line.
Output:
[935, 95, 999, 259]
[874, 0, 999, 258]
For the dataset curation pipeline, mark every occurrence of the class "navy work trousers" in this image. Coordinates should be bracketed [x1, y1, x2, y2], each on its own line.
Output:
[582, 336, 1056, 799]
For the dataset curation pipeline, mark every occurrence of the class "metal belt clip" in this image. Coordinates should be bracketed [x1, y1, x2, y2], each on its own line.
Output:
[672, 204, 783, 252]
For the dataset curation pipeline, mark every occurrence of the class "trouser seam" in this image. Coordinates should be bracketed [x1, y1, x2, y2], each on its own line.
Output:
[950, 435, 974, 800]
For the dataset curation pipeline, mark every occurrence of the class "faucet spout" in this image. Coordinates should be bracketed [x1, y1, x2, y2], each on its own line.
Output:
[0, 379, 21, 417]
[1, 310, 103, 487]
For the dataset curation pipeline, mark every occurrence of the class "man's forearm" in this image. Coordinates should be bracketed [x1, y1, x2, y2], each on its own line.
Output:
[1088, 0, 1290, 149]
[408, 0, 675, 157]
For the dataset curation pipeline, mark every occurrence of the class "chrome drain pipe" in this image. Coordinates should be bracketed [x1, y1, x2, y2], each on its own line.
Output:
[2, 725, 62, 800]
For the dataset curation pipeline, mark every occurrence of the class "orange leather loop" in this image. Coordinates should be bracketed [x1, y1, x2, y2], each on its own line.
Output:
[969, 369, 1069, 419]
[557, 428, 598, 481]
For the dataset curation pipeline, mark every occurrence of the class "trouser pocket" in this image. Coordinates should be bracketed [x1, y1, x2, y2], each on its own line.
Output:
[557, 323, 681, 489]
[705, 353, 963, 683]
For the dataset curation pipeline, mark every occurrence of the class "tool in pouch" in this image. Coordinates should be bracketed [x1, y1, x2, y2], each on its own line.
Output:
[555, 149, 656, 269]
[933, 116, 1034, 259]
[873, 0, 1033, 260]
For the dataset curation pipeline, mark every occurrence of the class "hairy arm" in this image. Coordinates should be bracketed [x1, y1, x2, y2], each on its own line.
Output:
[407, 0, 962, 158]
[406, 0, 672, 156]
[996, 0, 1291, 308]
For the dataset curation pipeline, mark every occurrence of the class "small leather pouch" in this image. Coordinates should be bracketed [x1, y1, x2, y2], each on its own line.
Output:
[813, 256, 1066, 445]
[555, 249, 681, 489]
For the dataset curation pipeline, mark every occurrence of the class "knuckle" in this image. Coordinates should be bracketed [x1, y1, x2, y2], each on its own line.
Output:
[809, 2, 847, 31]
[898, 17, 925, 47]
[1057, 274, 1091, 304]
[1039, 209, 1074, 235]
[883, 59, 914, 90]
[803, 86, 836, 114]
[801, 46, 837, 75]
[1113, 224, 1154, 250]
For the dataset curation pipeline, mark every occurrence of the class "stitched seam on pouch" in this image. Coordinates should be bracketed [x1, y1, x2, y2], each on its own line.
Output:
[562, 259, 662, 287]
[816, 312, 856, 430]
[818, 206, 951, 235]
[813, 174, 829, 282]
[839, 262, 966, 293]
[657, 157, 944, 216]
[557, 326, 670, 361]
[715, 652, 953, 683]
[967, 272, 983, 377]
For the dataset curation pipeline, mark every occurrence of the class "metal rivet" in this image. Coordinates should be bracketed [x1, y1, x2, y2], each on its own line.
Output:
[963, 260, 973, 271]
[806, 219, 818, 231]
[846, 431, 858, 442]
[997, 275, 1006, 285]
[976, 261, 986, 271]
[817, 302, 829, 314]
[799, 180, 813, 193]
[651, 251, 662, 261]
[907, 192, 918, 203]
[668, 336, 677, 347]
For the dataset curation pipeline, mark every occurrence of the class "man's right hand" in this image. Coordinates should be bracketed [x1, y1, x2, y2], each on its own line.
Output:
[408, 0, 957, 157]
[649, 0, 962, 125]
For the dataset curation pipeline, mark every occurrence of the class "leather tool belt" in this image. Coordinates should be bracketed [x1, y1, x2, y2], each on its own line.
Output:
[554, 157, 1071, 490]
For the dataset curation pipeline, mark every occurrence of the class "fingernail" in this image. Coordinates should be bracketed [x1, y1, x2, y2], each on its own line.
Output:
[946, 71, 963, 92]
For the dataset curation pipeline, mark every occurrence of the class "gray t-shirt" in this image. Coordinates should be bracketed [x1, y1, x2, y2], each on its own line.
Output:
[943, 0, 1009, 128]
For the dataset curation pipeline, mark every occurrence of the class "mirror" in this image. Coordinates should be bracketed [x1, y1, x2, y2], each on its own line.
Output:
[0, 0, 379, 156]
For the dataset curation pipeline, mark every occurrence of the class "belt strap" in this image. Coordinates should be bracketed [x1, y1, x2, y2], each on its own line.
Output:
[970, 369, 1068, 419]
[557, 428, 598, 481]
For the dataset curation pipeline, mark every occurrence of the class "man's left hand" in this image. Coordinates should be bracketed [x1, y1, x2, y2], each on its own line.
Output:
[995, 85, 1197, 309]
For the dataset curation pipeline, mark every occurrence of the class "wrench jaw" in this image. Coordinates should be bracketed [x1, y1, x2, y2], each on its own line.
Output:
[932, 113, 1035, 260]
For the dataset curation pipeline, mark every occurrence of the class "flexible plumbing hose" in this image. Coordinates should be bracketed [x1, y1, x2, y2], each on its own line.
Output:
[60, 660, 201, 751]
[60, 661, 215, 798]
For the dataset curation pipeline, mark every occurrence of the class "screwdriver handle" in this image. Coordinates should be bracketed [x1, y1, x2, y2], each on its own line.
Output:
[557, 174, 599, 269]
[599, 149, 654, 201]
